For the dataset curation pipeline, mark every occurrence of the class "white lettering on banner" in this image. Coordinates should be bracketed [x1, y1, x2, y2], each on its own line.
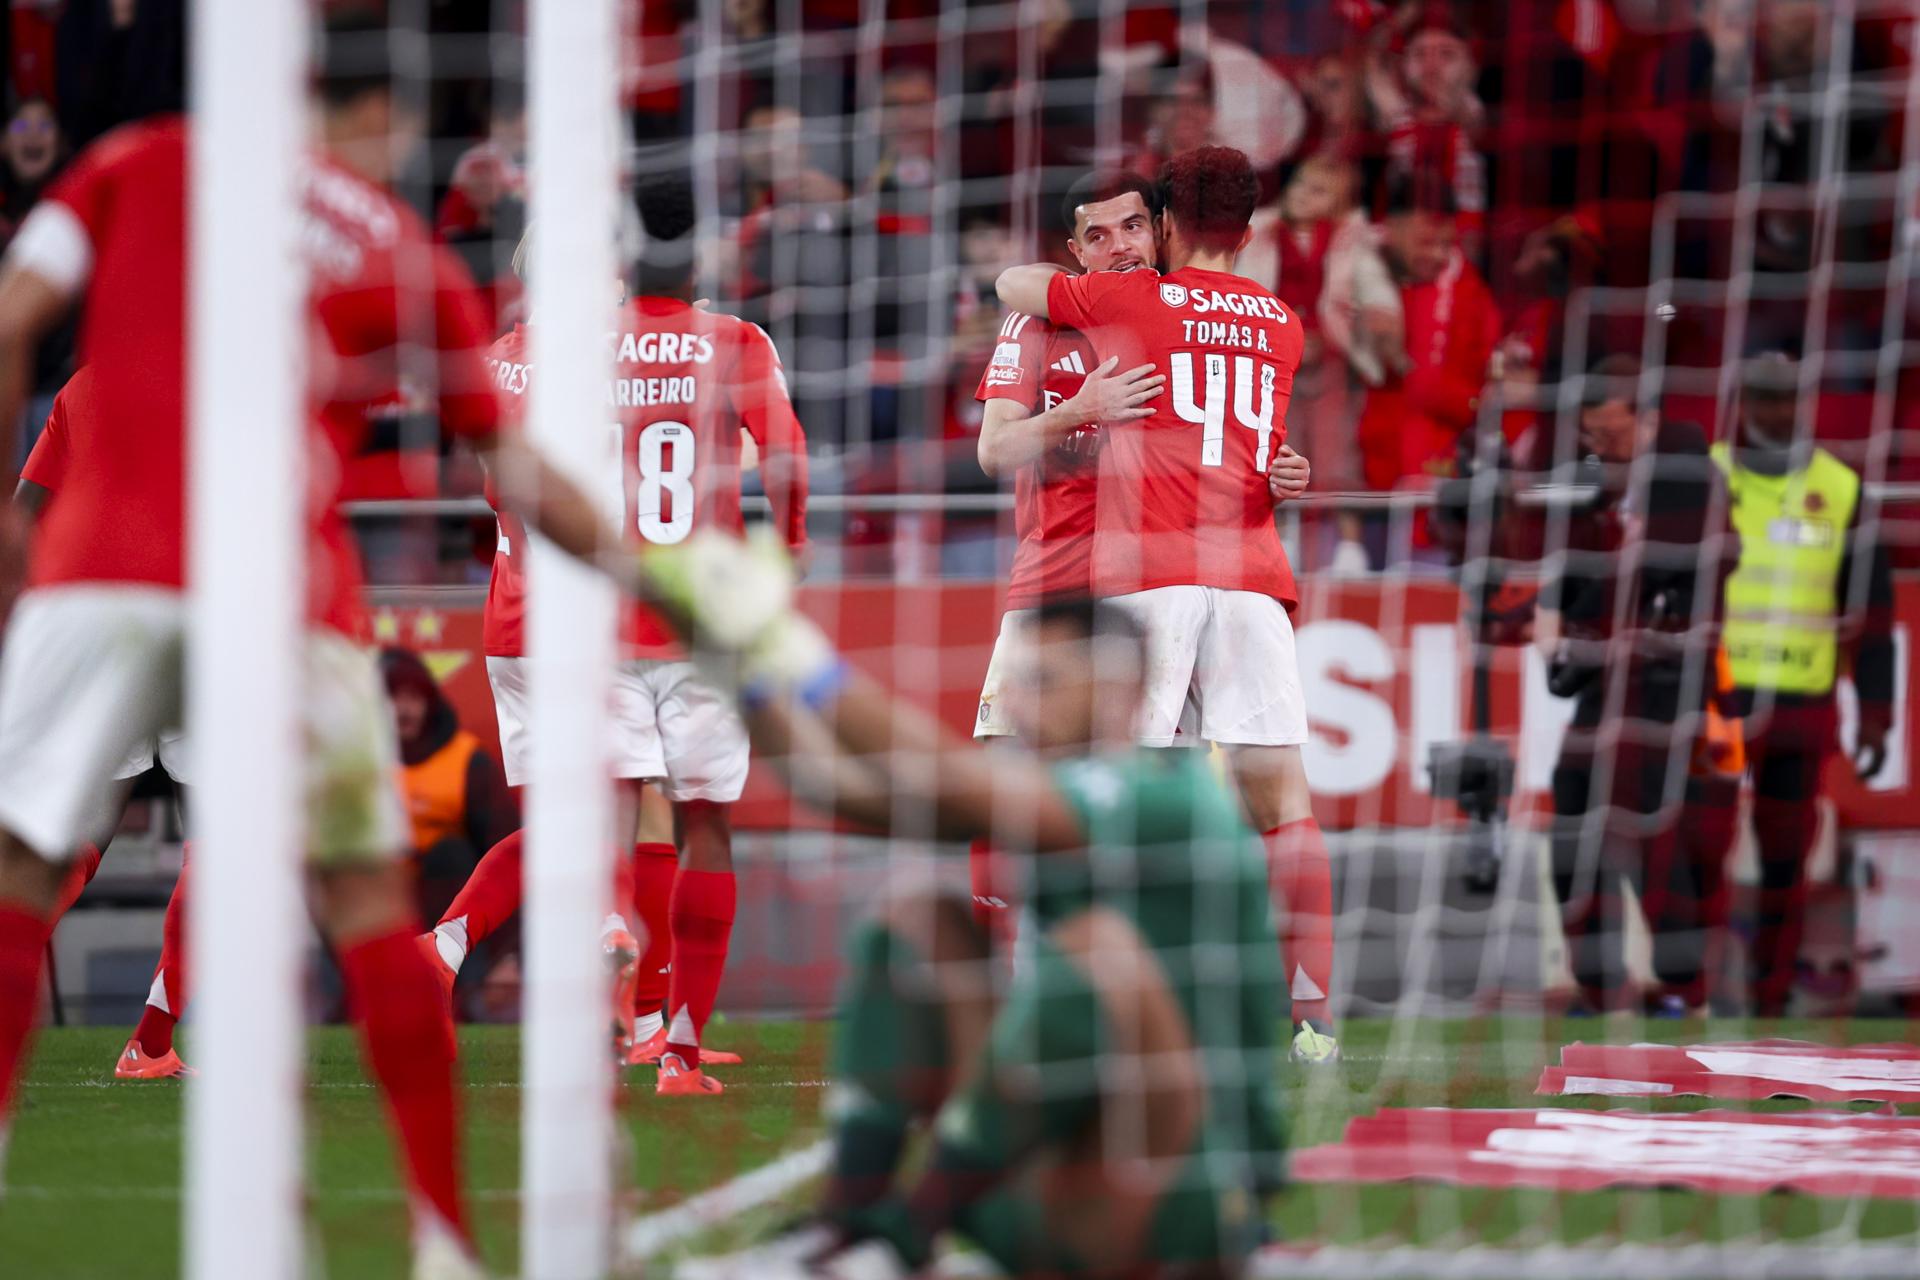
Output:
[1685, 1049, 1920, 1094]
[1477, 1111, 1920, 1185]
[1520, 645, 1578, 794]
[1297, 620, 1397, 796]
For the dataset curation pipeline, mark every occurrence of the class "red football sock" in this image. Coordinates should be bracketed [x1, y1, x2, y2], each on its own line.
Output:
[630, 842, 679, 1017]
[663, 869, 736, 1068]
[1265, 819, 1334, 1027]
[49, 846, 103, 924]
[434, 829, 524, 965]
[0, 902, 52, 1122]
[341, 926, 468, 1242]
[135, 855, 191, 1057]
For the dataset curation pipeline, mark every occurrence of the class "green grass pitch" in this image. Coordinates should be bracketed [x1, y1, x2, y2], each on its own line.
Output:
[3, 1018, 1917, 1277]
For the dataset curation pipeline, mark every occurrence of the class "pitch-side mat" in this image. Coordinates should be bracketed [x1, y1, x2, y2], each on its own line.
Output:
[1289, 1107, 1920, 1197]
[1537, 1039, 1920, 1103]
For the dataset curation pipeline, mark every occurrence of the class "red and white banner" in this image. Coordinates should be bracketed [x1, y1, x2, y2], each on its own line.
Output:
[367, 574, 1920, 832]
[1290, 1107, 1920, 1198]
[1538, 1039, 1920, 1103]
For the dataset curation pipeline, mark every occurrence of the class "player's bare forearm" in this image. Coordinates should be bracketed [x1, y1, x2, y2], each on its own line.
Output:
[978, 360, 1162, 476]
[977, 398, 1075, 476]
[994, 263, 1068, 319]
[0, 268, 67, 491]
[477, 434, 634, 586]
[807, 664, 1084, 851]
[736, 696, 904, 834]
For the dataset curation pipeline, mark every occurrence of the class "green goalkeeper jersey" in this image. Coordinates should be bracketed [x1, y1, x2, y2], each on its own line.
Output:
[1040, 747, 1289, 1200]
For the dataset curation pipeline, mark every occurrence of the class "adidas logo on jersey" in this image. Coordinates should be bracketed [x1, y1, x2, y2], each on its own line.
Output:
[1049, 351, 1087, 375]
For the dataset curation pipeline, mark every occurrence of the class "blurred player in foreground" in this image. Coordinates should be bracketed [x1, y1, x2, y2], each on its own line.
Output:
[997, 146, 1336, 1064]
[15, 366, 195, 1080]
[425, 176, 809, 1094]
[642, 536, 1284, 1280]
[0, 18, 644, 1277]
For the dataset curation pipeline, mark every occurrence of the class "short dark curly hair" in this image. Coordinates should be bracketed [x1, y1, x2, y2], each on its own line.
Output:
[1156, 146, 1258, 255]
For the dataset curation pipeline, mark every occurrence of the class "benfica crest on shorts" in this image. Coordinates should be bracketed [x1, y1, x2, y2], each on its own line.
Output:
[1159, 283, 1188, 307]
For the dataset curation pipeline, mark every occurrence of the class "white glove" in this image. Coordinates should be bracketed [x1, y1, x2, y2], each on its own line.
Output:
[637, 528, 840, 703]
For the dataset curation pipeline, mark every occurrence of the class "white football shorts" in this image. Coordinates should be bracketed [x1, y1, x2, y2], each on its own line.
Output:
[486, 655, 749, 802]
[973, 608, 1032, 739]
[116, 728, 189, 784]
[1104, 584, 1309, 749]
[0, 585, 406, 862]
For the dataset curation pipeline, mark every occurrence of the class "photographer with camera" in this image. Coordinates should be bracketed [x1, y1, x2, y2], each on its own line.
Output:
[1529, 355, 1740, 1015]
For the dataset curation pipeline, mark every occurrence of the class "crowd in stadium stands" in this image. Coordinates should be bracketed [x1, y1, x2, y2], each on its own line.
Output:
[0, 1, 1914, 579]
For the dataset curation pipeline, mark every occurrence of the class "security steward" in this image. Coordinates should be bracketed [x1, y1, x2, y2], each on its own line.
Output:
[1711, 351, 1894, 1016]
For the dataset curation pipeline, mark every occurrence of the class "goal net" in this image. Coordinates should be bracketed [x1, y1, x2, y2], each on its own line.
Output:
[20, 1, 1920, 1279]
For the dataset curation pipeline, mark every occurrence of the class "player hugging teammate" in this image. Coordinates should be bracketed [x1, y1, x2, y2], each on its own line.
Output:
[664, 144, 1323, 1280]
[985, 150, 1338, 1067]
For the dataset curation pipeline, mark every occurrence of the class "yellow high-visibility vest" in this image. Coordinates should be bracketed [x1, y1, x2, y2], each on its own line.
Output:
[1710, 442, 1858, 695]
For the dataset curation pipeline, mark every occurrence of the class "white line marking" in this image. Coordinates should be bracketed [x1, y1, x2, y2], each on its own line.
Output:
[621, 1139, 831, 1261]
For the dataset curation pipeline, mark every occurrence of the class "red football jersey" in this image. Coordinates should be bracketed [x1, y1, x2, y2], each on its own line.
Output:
[482, 296, 809, 659]
[1047, 266, 1303, 608]
[20, 365, 91, 494]
[17, 116, 501, 638]
[973, 310, 1099, 610]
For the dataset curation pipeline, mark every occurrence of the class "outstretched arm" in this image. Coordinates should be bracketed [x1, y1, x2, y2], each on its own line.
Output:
[475, 432, 639, 590]
[740, 662, 1085, 852]
[635, 534, 1084, 852]
[995, 263, 1069, 319]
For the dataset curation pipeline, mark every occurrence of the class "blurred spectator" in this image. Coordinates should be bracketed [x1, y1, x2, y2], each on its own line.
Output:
[9, 0, 60, 106]
[56, 0, 186, 148]
[1354, 182, 1499, 535]
[0, 98, 64, 242]
[866, 65, 938, 204]
[382, 648, 516, 928]
[436, 84, 527, 242]
[1294, 50, 1380, 170]
[0, 97, 71, 460]
[1365, 2, 1487, 260]
[1257, 155, 1393, 570]
[1124, 67, 1217, 179]
[952, 211, 1021, 358]
[731, 103, 849, 301]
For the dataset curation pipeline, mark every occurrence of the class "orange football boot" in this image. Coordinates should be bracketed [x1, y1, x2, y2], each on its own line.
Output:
[113, 1040, 193, 1080]
[655, 1053, 724, 1096]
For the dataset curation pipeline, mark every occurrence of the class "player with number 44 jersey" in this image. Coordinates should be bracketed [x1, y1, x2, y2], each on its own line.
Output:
[998, 146, 1340, 1067]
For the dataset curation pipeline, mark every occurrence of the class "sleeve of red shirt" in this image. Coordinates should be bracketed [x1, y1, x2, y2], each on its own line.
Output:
[429, 245, 503, 442]
[1044, 269, 1110, 333]
[39, 122, 134, 244]
[20, 385, 67, 490]
[730, 320, 810, 552]
[973, 311, 1051, 411]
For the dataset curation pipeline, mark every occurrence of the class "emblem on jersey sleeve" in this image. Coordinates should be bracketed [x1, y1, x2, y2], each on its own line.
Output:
[1159, 283, 1189, 308]
[985, 339, 1026, 387]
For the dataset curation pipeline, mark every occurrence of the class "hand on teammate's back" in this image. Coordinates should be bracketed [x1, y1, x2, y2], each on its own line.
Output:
[1062, 356, 1163, 429]
[1269, 445, 1310, 504]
